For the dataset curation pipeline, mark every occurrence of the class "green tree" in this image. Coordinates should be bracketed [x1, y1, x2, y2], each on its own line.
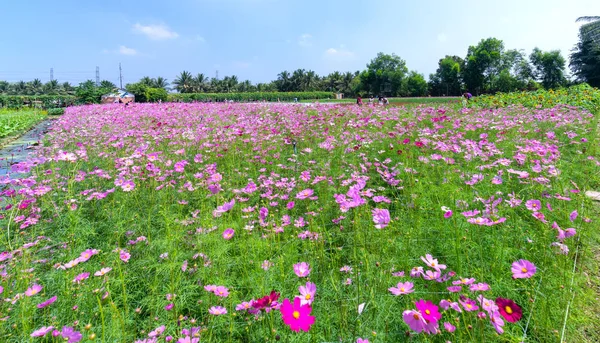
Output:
[463, 38, 506, 94]
[100, 80, 117, 90]
[28, 79, 43, 95]
[275, 71, 292, 92]
[125, 82, 149, 102]
[145, 88, 168, 102]
[0, 81, 9, 94]
[360, 53, 408, 96]
[43, 80, 60, 95]
[570, 33, 600, 87]
[529, 48, 567, 89]
[173, 71, 194, 93]
[76, 80, 110, 104]
[429, 55, 464, 96]
[404, 71, 429, 96]
[577, 16, 600, 44]
[154, 77, 170, 91]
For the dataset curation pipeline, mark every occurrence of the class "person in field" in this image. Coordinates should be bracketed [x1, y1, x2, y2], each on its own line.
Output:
[357, 96, 363, 106]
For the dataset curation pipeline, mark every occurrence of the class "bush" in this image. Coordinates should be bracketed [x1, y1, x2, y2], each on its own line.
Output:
[145, 88, 168, 103]
[0, 95, 76, 109]
[167, 91, 333, 102]
[47, 108, 65, 115]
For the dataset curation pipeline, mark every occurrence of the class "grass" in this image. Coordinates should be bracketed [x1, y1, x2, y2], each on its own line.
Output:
[0, 102, 597, 342]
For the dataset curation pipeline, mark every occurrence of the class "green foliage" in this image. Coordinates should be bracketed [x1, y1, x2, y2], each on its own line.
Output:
[530, 48, 567, 89]
[47, 108, 65, 115]
[570, 33, 600, 87]
[145, 88, 168, 103]
[403, 71, 429, 96]
[0, 110, 45, 138]
[359, 52, 408, 96]
[469, 83, 600, 112]
[75, 80, 113, 104]
[125, 83, 149, 103]
[168, 91, 333, 102]
[0, 95, 76, 109]
[429, 55, 464, 96]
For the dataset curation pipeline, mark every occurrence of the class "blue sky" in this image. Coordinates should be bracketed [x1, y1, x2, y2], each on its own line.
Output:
[0, 0, 598, 86]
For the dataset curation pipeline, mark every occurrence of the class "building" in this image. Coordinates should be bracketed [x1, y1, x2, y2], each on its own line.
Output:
[101, 89, 135, 104]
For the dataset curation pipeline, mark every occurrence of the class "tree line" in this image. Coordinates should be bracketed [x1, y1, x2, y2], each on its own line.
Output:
[1, 18, 599, 101]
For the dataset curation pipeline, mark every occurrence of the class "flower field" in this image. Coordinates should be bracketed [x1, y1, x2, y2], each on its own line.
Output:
[1, 102, 599, 342]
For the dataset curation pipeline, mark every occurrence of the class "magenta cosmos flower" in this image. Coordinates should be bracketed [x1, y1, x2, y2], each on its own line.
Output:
[222, 228, 235, 240]
[25, 284, 43, 297]
[94, 267, 112, 276]
[371, 208, 390, 229]
[61, 326, 83, 343]
[298, 281, 316, 305]
[209, 306, 227, 315]
[415, 300, 442, 323]
[294, 262, 311, 277]
[389, 281, 414, 296]
[73, 272, 90, 284]
[119, 250, 131, 263]
[511, 259, 536, 279]
[37, 296, 57, 309]
[280, 297, 315, 332]
[295, 189, 314, 200]
[495, 298, 522, 323]
[402, 310, 431, 333]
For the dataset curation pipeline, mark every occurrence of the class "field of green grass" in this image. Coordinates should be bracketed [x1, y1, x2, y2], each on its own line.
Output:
[300, 97, 460, 105]
[0, 108, 45, 139]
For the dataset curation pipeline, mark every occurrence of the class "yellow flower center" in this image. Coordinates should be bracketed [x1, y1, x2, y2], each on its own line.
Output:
[521, 267, 527, 273]
[305, 294, 311, 300]
[293, 311, 300, 319]
[413, 313, 420, 320]
[400, 288, 405, 292]
[505, 306, 513, 314]
[467, 304, 472, 309]
[425, 310, 431, 315]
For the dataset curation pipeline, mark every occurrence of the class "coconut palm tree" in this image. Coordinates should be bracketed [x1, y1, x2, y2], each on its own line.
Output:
[154, 77, 170, 91]
[62, 82, 75, 95]
[12, 81, 27, 95]
[28, 79, 43, 95]
[193, 73, 207, 92]
[43, 80, 60, 94]
[173, 71, 194, 93]
[276, 71, 292, 92]
[100, 80, 116, 90]
[0, 81, 9, 94]
[577, 16, 600, 44]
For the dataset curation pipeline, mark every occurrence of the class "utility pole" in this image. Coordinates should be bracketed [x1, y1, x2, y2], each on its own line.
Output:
[95, 66, 100, 87]
[50, 68, 54, 81]
[216, 70, 219, 80]
[119, 63, 123, 89]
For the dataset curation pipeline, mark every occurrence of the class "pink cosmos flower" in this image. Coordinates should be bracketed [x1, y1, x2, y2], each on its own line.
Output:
[490, 311, 505, 334]
[293, 262, 311, 277]
[420, 254, 446, 271]
[569, 210, 578, 222]
[78, 249, 98, 262]
[178, 337, 199, 343]
[295, 189, 314, 200]
[443, 322, 456, 332]
[371, 208, 390, 229]
[469, 283, 490, 292]
[222, 228, 235, 240]
[214, 286, 229, 297]
[148, 325, 165, 338]
[94, 268, 112, 276]
[444, 210, 453, 218]
[25, 284, 43, 297]
[287, 201, 295, 209]
[208, 306, 227, 315]
[204, 285, 217, 292]
[459, 297, 479, 312]
[37, 296, 57, 309]
[511, 259, 536, 279]
[119, 250, 131, 263]
[389, 281, 415, 295]
[261, 260, 273, 270]
[298, 282, 316, 305]
[525, 199, 541, 211]
[164, 303, 174, 311]
[402, 310, 428, 333]
[447, 286, 462, 293]
[61, 326, 82, 343]
[73, 272, 90, 284]
[280, 297, 315, 332]
[236, 301, 254, 311]
[31, 326, 54, 337]
[356, 339, 369, 343]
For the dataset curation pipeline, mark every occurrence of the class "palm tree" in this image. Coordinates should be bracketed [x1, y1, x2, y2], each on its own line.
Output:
[28, 79, 43, 95]
[13, 81, 27, 95]
[43, 80, 60, 94]
[223, 75, 239, 93]
[276, 71, 291, 92]
[324, 72, 342, 92]
[193, 73, 207, 92]
[0, 81, 9, 94]
[303, 70, 318, 91]
[577, 16, 600, 44]
[173, 71, 194, 93]
[139, 76, 154, 87]
[100, 80, 116, 90]
[62, 82, 74, 95]
[155, 77, 170, 91]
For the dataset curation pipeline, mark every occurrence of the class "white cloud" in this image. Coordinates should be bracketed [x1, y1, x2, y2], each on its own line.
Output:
[437, 33, 448, 42]
[118, 45, 138, 56]
[324, 47, 354, 58]
[133, 23, 179, 40]
[298, 34, 312, 47]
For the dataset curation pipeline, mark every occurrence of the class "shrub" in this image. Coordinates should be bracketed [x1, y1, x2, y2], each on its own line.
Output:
[167, 91, 334, 102]
[0, 95, 76, 109]
[145, 88, 168, 103]
[47, 108, 65, 115]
